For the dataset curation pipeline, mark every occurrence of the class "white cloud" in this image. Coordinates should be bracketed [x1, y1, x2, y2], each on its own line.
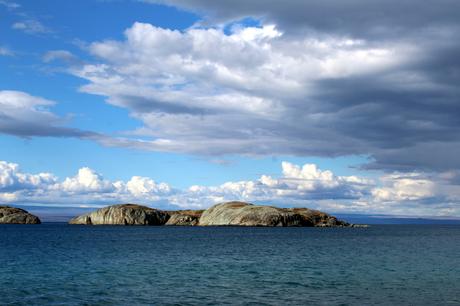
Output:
[0, 192, 18, 202]
[60, 167, 115, 193]
[0, 161, 56, 193]
[125, 176, 171, 197]
[0, 90, 56, 122]
[12, 19, 50, 34]
[42, 50, 78, 64]
[372, 173, 436, 202]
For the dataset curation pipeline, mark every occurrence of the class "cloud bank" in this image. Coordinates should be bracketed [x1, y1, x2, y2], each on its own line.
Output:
[1, 160, 459, 217]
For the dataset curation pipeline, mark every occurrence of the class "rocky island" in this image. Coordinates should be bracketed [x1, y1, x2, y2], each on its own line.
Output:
[0, 206, 41, 224]
[198, 201, 349, 227]
[68, 204, 169, 225]
[69, 201, 363, 227]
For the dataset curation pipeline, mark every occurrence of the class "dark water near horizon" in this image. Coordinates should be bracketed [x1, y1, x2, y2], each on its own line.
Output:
[1, 224, 459, 305]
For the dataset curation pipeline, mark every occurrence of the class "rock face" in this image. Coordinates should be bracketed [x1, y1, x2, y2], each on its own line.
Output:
[198, 201, 350, 227]
[165, 210, 204, 226]
[0, 206, 41, 224]
[69, 204, 169, 225]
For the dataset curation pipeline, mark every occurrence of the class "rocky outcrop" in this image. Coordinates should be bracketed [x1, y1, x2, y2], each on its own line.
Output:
[69, 204, 169, 225]
[68, 202, 361, 227]
[165, 210, 204, 226]
[198, 201, 350, 227]
[0, 206, 41, 224]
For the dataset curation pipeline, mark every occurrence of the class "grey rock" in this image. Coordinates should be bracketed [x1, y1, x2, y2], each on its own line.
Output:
[69, 204, 169, 225]
[0, 206, 41, 224]
[165, 210, 204, 226]
[198, 201, 351, 227]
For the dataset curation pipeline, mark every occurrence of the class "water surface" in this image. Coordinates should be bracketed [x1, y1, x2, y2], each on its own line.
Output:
[1, 224, 459, 305]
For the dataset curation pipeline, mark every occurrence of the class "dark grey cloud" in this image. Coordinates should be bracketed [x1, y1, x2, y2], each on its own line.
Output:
[0, 114, 95, 138]
[366, 142, 460, 172]
[151, 0, 460, 39]
[117, 95, 216, 115]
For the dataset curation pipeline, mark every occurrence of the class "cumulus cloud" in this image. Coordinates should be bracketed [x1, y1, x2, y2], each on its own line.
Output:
[174, 161, 373, 209]
[125, 176, 172, 197]
[367, 172, 460, 217]
[372, 173, 436, 202]
[2, 160, 369, 208]
[0, 161, 174, 205]
[0, 161, 56, 192]
[60, 167, 115, 193]
[0, 90, 95, 138]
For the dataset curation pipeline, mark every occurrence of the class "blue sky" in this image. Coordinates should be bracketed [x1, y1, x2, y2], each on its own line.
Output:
[1, 0, 460, 218]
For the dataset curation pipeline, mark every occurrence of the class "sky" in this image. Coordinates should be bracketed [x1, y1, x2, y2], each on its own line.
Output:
[1, 0, 460, 219]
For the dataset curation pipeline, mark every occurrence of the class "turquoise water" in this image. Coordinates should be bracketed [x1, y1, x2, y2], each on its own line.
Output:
[1, 224, 459, 305]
